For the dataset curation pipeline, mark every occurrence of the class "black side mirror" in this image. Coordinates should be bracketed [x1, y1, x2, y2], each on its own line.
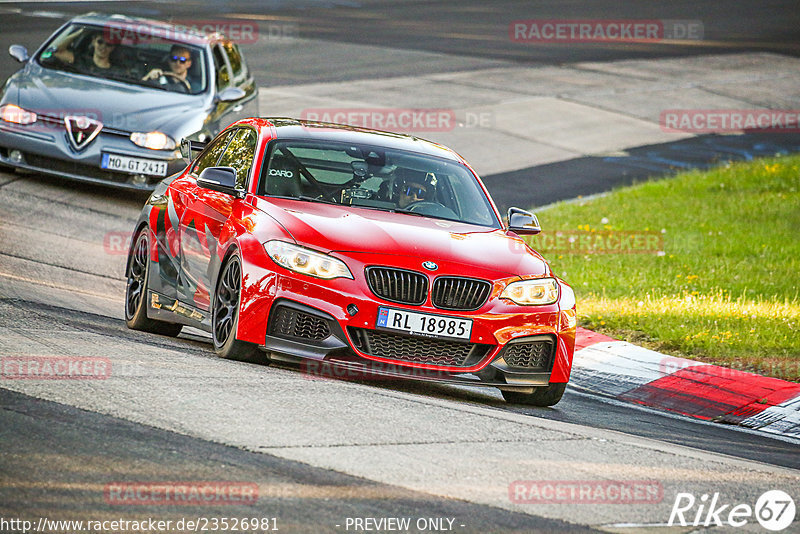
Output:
[216, 87, 246, 103]
[197, 166, 244, 198]
[9, 45, 29, 63]
[507, 207, 541, 235]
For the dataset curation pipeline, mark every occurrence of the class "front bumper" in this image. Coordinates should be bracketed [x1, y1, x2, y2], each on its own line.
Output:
[238, 251, 576, 389]
[261, 298, 567, 389]
[0, 122, 185, 190]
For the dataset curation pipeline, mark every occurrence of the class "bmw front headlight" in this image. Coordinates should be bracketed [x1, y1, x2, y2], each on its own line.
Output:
[130, 131, 176, 150]
[265, 241, 353, 280]
[500, 277, 559, 305]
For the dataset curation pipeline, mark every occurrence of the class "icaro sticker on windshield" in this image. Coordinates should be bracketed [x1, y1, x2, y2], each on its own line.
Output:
[268, 169, 294, 178]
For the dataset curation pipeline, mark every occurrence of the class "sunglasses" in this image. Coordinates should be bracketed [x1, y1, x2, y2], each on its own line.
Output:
[95, 39, 114, 47]
[402, 185, 427, 197]
[170, 55, 190, 63]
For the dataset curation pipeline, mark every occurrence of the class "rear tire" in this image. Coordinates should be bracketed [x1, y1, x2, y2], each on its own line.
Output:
[212, 253, 268, 364]
[125, 228, 183, 337]
[501, 382, 566, 406]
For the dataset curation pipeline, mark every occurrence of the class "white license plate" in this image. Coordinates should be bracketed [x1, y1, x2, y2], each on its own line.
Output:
[101, 153, 168, 176]
[376, 307, 472, 341]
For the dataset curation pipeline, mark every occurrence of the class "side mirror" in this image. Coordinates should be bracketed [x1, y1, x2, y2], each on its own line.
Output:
[507, 207, 541, 235]
[180, 138, 207, 161]
[197, 166, 244, 198]
[9, 45, 29, 63]
[216, 86, 246, 103]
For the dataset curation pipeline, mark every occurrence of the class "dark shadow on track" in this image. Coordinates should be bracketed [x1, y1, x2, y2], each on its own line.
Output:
[482, 132, 800, 213]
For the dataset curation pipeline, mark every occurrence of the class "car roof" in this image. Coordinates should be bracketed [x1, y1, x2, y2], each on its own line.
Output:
[68, 12, 222, 46]
[235, 118, 463, 163]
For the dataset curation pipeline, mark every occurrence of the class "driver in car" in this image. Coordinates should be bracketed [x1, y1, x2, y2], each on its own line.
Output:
[395, 169, 437, 209]
[141, 45, 195, 92]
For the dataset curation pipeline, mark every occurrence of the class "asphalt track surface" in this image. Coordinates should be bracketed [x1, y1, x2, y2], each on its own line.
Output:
[1, 387, 592, 533]
[1, 1, 799, 531]
[2, 0, 800, 84]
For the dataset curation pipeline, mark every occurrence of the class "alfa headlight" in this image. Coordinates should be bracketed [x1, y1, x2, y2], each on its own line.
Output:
[0, 104, 37, 125]
[130, 131, 176, 150]
[500, 277, 559, 305]
[265, 241, 353, 280]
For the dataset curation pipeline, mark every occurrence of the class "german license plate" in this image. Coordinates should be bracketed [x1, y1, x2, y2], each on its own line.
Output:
[376, 307, 472, 341]
[101, 153, 168, 176]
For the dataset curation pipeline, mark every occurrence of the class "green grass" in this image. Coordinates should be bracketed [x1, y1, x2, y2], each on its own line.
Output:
[525, 155, 800, 381]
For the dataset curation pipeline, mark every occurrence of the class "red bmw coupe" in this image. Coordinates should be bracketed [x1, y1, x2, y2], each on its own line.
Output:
[125, 118, 577, 405]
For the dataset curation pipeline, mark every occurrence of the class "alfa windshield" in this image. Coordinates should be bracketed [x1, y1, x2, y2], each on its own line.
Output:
[37, 23, 207, 94]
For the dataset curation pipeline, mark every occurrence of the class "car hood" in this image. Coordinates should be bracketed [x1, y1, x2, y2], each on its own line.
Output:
[10, 66, 204, 133]
[258, 198, 549, 278]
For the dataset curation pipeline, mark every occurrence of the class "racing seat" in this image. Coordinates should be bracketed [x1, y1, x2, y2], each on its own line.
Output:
[264, 155, 302, 197]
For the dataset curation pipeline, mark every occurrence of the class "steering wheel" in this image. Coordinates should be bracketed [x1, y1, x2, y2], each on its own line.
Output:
[403, 201, 458, 219]
[160, 72, 191, 93]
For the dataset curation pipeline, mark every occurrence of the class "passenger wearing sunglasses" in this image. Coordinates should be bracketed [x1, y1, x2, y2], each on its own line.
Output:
[142, 45, 194, 93]
[53, 29, 121, 74]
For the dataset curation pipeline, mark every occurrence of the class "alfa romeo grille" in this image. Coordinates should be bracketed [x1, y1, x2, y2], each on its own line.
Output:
[366, 267, 428, 305]
[432, 277, 492, 311]
[349, 328, 492, 367]
[503, 340, 555, 370]
[269, 306, 331, 340]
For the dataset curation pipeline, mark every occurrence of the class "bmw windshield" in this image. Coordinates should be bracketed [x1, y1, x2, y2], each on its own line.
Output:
[259, 140, 501, 228]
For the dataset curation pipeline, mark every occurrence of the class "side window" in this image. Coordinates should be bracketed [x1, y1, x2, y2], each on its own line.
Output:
[192, 130, 234, 175]
[222, 42, 244, 79]
[212, 45, 231, 90]
[217, 128, 257, 189]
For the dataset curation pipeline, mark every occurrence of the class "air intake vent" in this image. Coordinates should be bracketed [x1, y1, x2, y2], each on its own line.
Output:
[503, 339, 555, 370]
[366, 267, 428, 306]
[349, 327, 492, 367]
[269, 306, 331, 340]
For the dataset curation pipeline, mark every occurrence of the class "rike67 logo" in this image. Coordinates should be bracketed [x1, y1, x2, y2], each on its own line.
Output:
[669, 490, 795, 531]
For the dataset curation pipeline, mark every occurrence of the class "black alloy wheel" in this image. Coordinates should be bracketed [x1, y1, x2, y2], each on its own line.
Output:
[125, 228, 183, 336]
[212, 253, 268, 363]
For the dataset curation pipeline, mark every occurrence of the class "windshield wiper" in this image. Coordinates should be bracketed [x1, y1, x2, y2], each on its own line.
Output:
[390, 208, 426, 217]
[40, 58, 80, 75]
[297, 195, 337, 205]
[354, 205, 425, 216]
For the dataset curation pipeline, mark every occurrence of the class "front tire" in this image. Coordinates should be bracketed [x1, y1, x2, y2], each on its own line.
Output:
[125, 228, 183, 336]
[212, 253, 268, 364]
[501, 382, 567, 406]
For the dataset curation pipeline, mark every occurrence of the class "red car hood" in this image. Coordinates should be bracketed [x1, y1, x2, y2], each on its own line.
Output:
[257, 198, 549, 278]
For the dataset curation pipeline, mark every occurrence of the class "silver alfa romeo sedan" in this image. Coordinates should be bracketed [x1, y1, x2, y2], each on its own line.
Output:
[0, 13, 259, 190]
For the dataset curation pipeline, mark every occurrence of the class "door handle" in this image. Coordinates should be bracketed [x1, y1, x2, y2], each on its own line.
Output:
[232, 105, 243, 112]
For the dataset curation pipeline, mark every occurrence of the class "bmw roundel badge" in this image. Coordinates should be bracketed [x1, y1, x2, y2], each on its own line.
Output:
[422, 261, 438, 271]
